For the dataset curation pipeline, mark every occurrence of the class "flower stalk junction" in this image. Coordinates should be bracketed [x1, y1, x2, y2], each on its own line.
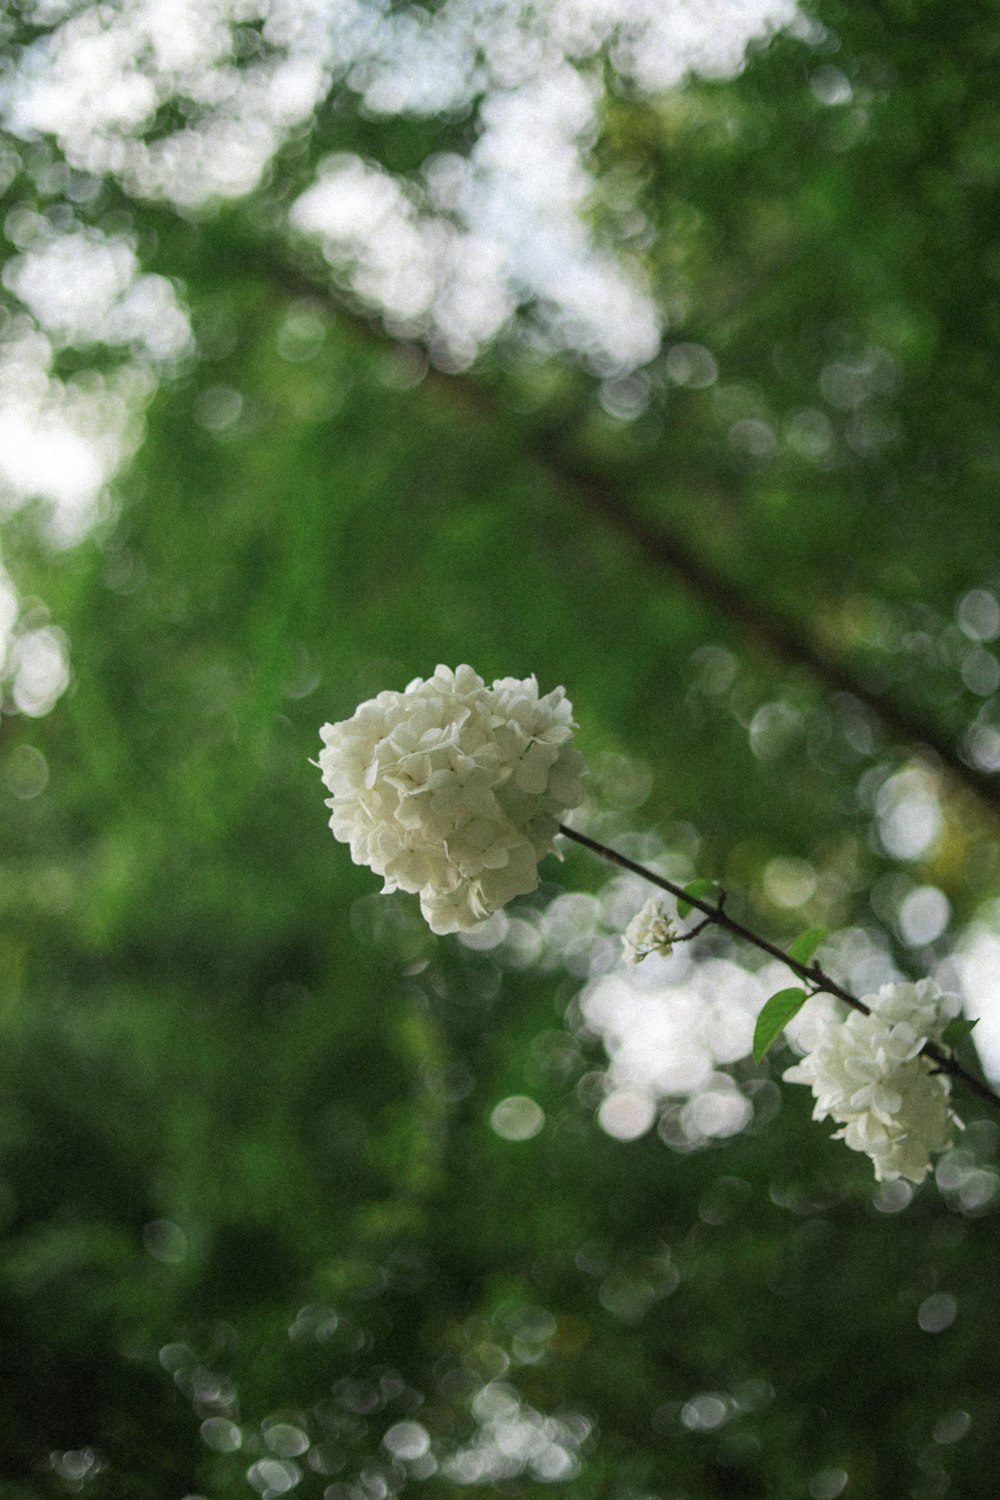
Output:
[557, 821, 999, 1114]
[319, 664, 1000, 1186]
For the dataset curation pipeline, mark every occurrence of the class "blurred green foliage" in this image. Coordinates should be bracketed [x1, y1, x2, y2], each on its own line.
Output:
[2, 0, 1000, 1495]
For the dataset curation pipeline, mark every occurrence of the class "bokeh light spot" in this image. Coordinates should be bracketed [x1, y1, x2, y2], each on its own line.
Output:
[597, 1090, 656, 1141]
[917, 1293, 957, 1333]
[490, 1095, 544, 1141]
[383, 1421, 431, 1460]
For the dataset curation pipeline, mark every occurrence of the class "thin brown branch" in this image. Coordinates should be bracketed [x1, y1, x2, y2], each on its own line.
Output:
[558, 821, 1000, 1111]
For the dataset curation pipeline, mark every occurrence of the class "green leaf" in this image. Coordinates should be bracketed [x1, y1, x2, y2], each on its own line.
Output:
[941, 1017, 979, 1049]
[753, 988, 809, 1064]
[677, 878, 719, 919]
[787, 927, 827, 968]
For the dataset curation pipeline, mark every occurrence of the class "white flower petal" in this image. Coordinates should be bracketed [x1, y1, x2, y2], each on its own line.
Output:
[319, 666, 586, 932]
[784, 980, 960, 1183]
[621, 897, 675, 966]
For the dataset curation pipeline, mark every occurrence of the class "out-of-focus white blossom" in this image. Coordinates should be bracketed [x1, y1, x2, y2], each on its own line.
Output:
[318, 664, 586, 934]
[621, 897, 675, 966]
[784, 979, 962, 1183]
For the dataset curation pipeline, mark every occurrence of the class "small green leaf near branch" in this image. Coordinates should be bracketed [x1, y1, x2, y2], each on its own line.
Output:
[753, 987, 809, 1064]
[941, 1017, 979, 1050]
[677, 878, 720, 919]
[787, 927, 826, 967]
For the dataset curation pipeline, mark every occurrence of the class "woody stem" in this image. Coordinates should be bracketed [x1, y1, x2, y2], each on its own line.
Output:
[557, 822, 1000, 1111]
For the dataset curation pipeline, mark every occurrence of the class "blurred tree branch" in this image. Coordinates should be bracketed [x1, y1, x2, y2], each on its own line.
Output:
[265, 246, 1000, 816]
[162, 222, 1000, 822]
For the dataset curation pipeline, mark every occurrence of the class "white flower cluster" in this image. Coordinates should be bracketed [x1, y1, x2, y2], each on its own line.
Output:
[621, 897, 675, 966]
[783, 979, 962, 1183]
[318, 665, 586, 934]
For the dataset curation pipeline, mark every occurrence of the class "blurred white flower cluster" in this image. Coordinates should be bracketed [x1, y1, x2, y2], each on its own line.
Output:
[621, 897, 675, 966]
[318, 664, 586, 934]
[784, 979, 962, 1183]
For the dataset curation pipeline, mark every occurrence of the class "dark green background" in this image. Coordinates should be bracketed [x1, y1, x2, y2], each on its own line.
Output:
[1, 1, 999, 1495]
